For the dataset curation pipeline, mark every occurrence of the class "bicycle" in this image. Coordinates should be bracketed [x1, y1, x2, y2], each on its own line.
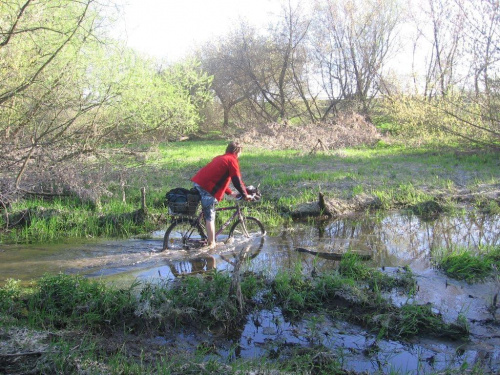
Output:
[162, 189, 266, 251]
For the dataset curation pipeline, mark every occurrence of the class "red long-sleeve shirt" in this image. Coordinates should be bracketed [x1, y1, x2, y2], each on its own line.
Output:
[191, 152, 247, 201]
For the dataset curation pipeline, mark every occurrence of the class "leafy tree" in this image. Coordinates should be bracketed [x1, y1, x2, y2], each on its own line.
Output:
[0, 0, 213, 204]
[198, 25, 259, 127]
[0, 0, 106, 196]
[103, 52, 213, 141]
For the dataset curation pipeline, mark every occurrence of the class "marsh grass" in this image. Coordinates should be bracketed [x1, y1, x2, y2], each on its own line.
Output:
[436, 246, 500, 283]
[266, 253, 463, 341]
[15, 274, 137, 330]
[2, 140, 498, 244]
[0, 257, 471, 375]
[37, 334, 337, 375]
[136, 270, 265, 329]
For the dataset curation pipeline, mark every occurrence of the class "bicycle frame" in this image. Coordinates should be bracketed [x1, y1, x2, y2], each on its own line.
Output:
[164, 198, 263, 251]
[194, 203, 244, 239]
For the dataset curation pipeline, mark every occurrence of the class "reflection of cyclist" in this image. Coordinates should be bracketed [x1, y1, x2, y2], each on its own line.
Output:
[191, 141, 250, 249]
[168, 256, 216, 277]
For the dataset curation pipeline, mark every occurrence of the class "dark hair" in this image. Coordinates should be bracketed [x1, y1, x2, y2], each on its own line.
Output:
[226, 141, 242, 154]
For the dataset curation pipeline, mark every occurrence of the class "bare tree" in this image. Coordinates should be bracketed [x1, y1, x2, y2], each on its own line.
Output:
[224, 2, 310, 123]
[197, 24, 260, 127]
[311, 0, 401, 114]
[266, 0, 310, 121]
[198, 2, 311, 126]
[419, 0, 465, 98]
[453, 0, 500, 140]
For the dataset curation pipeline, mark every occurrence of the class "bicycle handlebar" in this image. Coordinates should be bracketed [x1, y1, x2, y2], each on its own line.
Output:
[235, 184, 261, 202]
[235, 193, 261, 202]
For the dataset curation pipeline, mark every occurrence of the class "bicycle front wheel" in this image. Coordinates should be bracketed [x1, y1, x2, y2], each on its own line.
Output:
[163, 219, 206, 251]
[228, 216, 266, 241]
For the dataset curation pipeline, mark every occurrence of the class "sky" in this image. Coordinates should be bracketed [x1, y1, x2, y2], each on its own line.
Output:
[115, 0, 283, 62]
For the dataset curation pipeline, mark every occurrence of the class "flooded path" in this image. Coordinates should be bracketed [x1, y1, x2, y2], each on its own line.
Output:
[1, 210, 499, 373]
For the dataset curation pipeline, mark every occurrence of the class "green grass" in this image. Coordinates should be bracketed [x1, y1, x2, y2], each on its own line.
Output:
[1, 140, 498, 244]
[0, 256, 473, 375]
[136, 270, 262, 328]
[26, 274, 137, 329]
[436, 246, 500, 283]
[265, 253, 464, 340]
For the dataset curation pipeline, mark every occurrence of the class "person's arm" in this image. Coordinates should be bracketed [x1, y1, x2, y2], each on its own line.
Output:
[231, 175, 247, 196]
[228, 155, 250, 200]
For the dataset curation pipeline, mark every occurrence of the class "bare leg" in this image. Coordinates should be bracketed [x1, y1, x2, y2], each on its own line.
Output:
[206, 219, 216, 248]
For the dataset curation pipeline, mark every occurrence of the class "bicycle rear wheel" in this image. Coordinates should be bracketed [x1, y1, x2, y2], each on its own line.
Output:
[163, 219, 206, 250]
[228, 216, 266, 242]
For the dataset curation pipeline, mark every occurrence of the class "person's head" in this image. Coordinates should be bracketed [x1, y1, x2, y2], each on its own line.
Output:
[226, 141, 242, 156]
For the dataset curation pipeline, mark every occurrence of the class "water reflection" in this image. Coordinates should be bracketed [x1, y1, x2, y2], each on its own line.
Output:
[1, 210, 499, 373]
[0, 210, 498, 283]
[223, 308, 485, 374]
[282, 211, 500, 272]
[166, 256, 216, 277]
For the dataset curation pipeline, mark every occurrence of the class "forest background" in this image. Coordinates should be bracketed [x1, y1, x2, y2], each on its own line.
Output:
[1, 0, 499, 233]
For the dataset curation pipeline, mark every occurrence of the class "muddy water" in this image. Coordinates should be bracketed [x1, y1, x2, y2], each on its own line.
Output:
[1, 210, 499, 373]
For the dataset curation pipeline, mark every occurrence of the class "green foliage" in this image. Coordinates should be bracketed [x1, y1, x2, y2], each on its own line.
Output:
[380, 94, 500, 147]
[272, 263, 318, 314]
[109, 56, 213, 139]
[0, 279, 24, 318]
[338, 252, 372, 279]
[1, 0, 111, 169]
[437, 246, 500, 283]
[0, 1, 214, 207]
[137, 271, 252, 328]
[26, 273, 136, 329]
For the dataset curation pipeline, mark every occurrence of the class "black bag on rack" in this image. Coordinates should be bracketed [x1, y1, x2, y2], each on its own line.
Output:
[165, 187, 200, 215]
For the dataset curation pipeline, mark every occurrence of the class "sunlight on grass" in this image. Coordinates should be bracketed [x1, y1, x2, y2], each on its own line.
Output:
[2, 140, 499, 244]
[435, 245, 500, 283]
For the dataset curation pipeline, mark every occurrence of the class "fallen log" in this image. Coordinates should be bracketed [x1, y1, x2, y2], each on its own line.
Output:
[295, 247, 372, 261]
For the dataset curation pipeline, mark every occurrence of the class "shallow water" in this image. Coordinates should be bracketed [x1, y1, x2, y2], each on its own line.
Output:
[1, 210, 499, 373]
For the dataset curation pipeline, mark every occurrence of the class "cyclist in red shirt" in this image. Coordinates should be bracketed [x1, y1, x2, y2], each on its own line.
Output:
[192, 141, 250, 249]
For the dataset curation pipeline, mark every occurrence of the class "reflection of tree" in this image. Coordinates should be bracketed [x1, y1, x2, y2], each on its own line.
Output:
[430, 212, 500, 252]
[289, 212, 499, 267]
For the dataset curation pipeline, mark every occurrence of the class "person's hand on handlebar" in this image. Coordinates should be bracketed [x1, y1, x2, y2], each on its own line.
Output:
[232, 192, 253, 201]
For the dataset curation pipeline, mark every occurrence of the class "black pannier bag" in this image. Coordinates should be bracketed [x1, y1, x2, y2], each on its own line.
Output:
[165, 187, 200, 215]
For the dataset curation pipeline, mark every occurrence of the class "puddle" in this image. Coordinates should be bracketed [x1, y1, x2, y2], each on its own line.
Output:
[1, 210, 499, 373]
[1, 210, 497, 283]
[226, 308, 488, 374]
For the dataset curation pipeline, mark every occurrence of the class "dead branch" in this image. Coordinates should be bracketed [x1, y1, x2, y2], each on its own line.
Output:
[310, 138, 329, 154]
[296, 247, 372, 261]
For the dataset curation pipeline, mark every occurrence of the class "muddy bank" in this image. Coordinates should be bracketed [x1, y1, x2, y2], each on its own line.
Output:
[290, 192, 382, 219]
[1, 208, 499, 373]
[290, 189, 500, 220]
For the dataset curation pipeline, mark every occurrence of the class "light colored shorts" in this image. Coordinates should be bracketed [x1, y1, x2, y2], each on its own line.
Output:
[193, 183, 217, 222]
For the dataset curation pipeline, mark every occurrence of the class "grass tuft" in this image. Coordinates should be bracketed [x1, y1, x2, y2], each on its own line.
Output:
[437, 246, 500, 283]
